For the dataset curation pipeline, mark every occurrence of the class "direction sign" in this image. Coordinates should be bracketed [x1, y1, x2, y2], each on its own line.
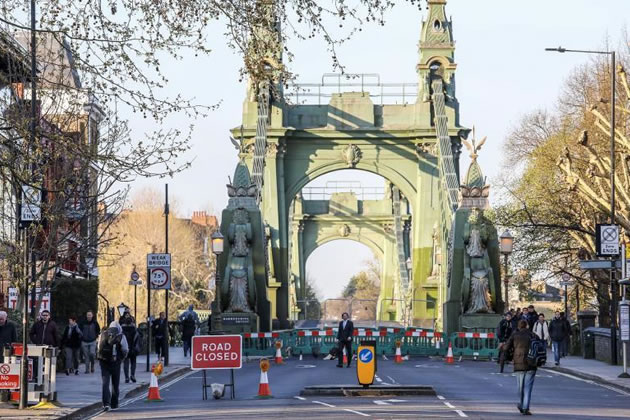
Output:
[596, 224, 620, 256]
[191, 335, 242, 370]
[0, 363, 20, 389]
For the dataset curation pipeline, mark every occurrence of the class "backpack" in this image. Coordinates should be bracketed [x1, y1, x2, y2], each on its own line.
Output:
[527, 336, 547, 367]
[98, 327, 123, 362]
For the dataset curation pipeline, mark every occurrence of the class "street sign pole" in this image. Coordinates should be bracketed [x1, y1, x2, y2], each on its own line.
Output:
[146, 264, 151, 372]
[164, 184, 169, 367]
[620, 244, 629, 378]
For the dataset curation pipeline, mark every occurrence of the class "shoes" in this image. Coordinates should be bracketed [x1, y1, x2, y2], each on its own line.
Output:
[103, 406, 110, 412]
[346, 365, 351, 368]
[555, 362, 559, 366]
[125, 378, 130, 383]
[336, 364, 343, 368]
[523, 410, 532, 415]
[91, 365, 95, 373]
[517, 404, 523, 414]
[131, 376, 136, 383]
[75, 370, 79, 375]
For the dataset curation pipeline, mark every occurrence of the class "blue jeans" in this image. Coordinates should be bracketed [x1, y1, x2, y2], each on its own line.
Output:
[516, 370, 536, 411]
[552, 341, 562, 363]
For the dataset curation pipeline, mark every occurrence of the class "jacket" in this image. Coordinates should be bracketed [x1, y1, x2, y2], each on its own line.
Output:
[504, 328, 537, 372]
[0, 320, 17, 349]
[549, 318, 569, 342]
[497, 319, 513, 342]
[152, 318, 168, 339]
[97, 321, 129, 362]
[337, 320, 354, 342]
[29, 320, 59, 347]
[80, 319, 101, 342]
[120, 318, 139, 357]
[533, 320, 550, 342]
[61, 325, 83, 349]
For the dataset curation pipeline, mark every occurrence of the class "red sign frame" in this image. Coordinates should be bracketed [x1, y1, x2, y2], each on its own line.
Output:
[191, 335, 242, 370]
[0, 363, 20, 389]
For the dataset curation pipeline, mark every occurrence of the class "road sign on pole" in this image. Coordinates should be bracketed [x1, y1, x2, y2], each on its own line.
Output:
[147, 253, 171, 290]
[129, 271, 141, 286]
[191, 335, 243, 370]
[620, 302, 630, 342]
[596, 224, 620, 256]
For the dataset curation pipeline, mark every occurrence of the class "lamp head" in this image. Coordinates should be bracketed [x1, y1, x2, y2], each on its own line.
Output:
[545, 46, 566, 53]
[499, 230, 514, 255]
[211, 230, 224, 255]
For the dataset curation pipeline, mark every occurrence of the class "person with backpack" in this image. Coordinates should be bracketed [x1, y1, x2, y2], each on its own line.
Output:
[504, 319, 540, 415]
[549, 311, 569, 365]
[497, 312, 514, 373]
[532, 313, 550, 351]
[61, 316, 83, 375]
[97, 320, 128, 411]
[120, 309, 139, 383]
[178, 305, 199, 357]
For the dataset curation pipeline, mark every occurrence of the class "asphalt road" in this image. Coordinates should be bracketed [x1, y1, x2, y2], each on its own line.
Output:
[89, 357, 630, 419]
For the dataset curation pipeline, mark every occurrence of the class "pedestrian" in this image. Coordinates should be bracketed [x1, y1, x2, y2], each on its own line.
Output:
[527, 305, 538, 329]
[61, 316, 83, 375]
[336, 312, 354, 368]
[497, 312, 514, 373]
[532, 313, 550, 351]
[120, 309, 139, 383]
[80, 310, 100, 373]
[560, 312, 572, 357]
[178, 305, 199, 357]
[0, 311, 17, 363]
[97, 320, 128, 411]
[549, 311, 569, 365]
[152, 312, 168, 360]
[29, 310, 59, 347]
[504, 319, 538, 415]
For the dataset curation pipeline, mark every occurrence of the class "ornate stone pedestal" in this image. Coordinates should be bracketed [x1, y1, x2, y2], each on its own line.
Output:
[211, 312, 259, 334]
[460, 313, 501, 331]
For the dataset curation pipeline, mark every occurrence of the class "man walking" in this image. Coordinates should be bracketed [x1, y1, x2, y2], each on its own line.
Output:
[497, 312, 514, 373]
[61, 316, 83, 375]
[120, 309, 139, 383]
[0, 311, 17, 362]
[549, 311, 569, 365]
[336, 312, 354, 368]
[152, 312, 168, 359]
[80, 310, 100, 373]
[505, 319, 538, 415]
[29, 310, 59, 347]
[97, 320, 128, 411]
[532, 313, 550, 351]
[527, 305, 538, 329]
[178, 305, 199, 357]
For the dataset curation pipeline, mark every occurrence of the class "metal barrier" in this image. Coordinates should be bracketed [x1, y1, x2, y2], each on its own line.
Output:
[3, 344, 58, 405]
[449, 332, 499, 360]
[241, 332, 282, 357]
[402, 330, 444, 356]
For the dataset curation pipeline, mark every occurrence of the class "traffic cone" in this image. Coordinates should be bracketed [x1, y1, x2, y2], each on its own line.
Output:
[274, 340, 283, 364]
[147, 362, 164, 402]
[445, 342, 454, 364]
[342, 347, 348, 365]
[394, 340, 403, 363]
[299, 352, 303, 361]
[257, 359, 273, 398]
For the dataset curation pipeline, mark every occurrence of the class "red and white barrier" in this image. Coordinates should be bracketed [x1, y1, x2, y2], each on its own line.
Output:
[243, 332, 280, 338]
[456, 332, 495, 339]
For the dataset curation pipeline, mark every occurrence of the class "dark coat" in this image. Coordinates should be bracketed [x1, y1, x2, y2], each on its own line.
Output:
[29, 320, 59, 347]
[549, 318, 569, 342]
[152, 318, 168, 339]
[337, 320, 354, 342]
[80, 319, 101, 342]
[181, 313, 196, 340]
[61, 325, 83, 349]
[504, 328, 537, 372]
[0, 320, 17, 348]
[120, 318, 139, 357]
[497, 319, 513, 342]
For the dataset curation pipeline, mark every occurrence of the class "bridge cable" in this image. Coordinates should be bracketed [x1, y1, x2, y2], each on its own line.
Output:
[251, 83, 271, 205]
[392, 186, 410, 298]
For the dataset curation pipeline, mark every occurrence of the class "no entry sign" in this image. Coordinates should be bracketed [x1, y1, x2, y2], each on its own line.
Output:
[191, 335, 242, 370]
[0, 363, 20, 389]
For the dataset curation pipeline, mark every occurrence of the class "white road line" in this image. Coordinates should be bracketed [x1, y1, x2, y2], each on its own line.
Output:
[455, 409, 468, 418]
[387, 375, 397, 384]
[373, 400, 391, 405]
[375, 375, 383, 382]
[443, 402, 455, 409]
[313, 400, 336, 407]
[294, 396, 307, 400]
[437, 395, 445, 400]
[548, 369, 630, 396]
[344, 408, 371, 417]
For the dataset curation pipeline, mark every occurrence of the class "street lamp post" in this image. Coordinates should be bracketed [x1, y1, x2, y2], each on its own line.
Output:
[211, 230, 224, 330]
[546, 46, 618, 364]
[405, 257, 413, 328]
[499, 230, 514, 311]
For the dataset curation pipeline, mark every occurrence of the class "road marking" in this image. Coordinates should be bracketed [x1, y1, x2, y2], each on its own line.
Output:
[373, 400, 390, 405]
[294, 396, 307, 400]
[344, 408, 371, 417]
[444, 402, 455, 408]
[437, 395, 445, 400]
[313, 400, 336, 407]
[455, 409, 468, 418]
[547, 369, 630, 396]
[438, 396, 468, 418]
[387, 375, 397, 384]
[375, 375, 383, 382]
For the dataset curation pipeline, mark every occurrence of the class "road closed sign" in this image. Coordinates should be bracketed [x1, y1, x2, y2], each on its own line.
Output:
[191, 335, 242, 370]
[0, 363, 20, 389]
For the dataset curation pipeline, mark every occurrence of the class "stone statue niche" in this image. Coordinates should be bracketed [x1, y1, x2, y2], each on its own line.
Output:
[462, 208, 495, 314]
[211, 160, 271, 333]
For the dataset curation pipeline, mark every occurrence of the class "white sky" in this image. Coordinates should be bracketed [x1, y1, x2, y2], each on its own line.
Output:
[128, 0, 630, 300]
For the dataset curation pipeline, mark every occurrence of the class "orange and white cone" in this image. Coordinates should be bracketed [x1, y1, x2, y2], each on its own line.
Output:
[394, 346, 403, 363]
[257, 359, 272, 398]
[445, 342, 454, 364]
[274, 341, 283, 364]
[147, 369, 163, 401]
[342, 347, 348, 365]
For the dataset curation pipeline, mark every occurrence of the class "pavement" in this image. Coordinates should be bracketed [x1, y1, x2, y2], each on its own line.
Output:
[87, 354, 630, 420]
[543, 353, 630, 393]
[0, 347, 191, 420]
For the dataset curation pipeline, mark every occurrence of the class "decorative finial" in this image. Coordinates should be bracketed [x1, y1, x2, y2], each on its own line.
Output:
[461, 126, 486, 161]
